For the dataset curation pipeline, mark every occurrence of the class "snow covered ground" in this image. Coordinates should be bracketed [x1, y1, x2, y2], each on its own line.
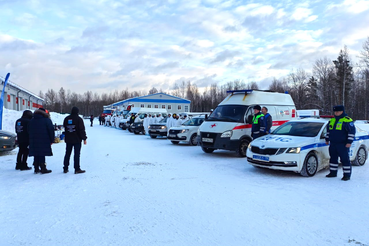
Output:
[1, 109, 369, 246]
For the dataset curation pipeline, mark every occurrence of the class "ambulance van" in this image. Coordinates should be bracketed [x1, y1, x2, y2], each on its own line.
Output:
[198, 90, 296, 157]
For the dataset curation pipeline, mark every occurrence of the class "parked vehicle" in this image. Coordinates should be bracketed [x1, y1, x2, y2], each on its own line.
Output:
[198, 90, 297, 157]
[0, 130, 17, 152]
[246, 118, 369, 177]
[148, 118, 168, 138]
[168, 116, 205, 145]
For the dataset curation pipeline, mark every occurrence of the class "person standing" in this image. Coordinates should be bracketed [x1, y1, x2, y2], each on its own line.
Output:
[261, 107, 272, 135]
[90, 115, 94, 127]
[28, 108, 54, 174]
[325, 105, 355, 181]
[251, 105, 265, 139]
[63, 107, 87, 174]
[15, 110, 33, 171]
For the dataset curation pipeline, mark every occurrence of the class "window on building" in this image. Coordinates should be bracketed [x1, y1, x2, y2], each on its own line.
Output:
[140, 104, 144, 108]
[154, 105, 158, 108]
[162, 105, 165, 109]
[148, 105, 151, 108]
[168, 105, 172, 110]
[178, 105, 182, 110]
[185, 106, 189, 112]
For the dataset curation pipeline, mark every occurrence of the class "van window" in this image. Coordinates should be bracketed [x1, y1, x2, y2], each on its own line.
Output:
[207, 105, 248, 123]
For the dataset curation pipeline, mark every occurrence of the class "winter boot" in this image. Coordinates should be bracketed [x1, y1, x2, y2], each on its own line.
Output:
[20, 161, 32, 171]
[326, 172, 337, 178]
[341, 176, 350, 181]
[63, 168, 69, 173]
[34, 163, 41, 174]
[40, 163, 52, 174]
[75, 169, 86, 174]
[15, 163, 21, 170]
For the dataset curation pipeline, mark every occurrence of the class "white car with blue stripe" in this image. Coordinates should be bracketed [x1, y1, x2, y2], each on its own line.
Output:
[246, 118, 369, 177]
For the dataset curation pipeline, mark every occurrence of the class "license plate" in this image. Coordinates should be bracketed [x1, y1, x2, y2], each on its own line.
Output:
[169, 134, 176, 137]
[202, 137, 213, 143]
[253, 155, 269, 162]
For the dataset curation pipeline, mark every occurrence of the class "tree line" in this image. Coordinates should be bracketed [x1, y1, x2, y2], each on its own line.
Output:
[41, 37, 369, 120]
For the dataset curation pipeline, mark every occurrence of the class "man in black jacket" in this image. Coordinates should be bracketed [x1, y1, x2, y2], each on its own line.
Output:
[63, 107, 87, 174]
[15, 110, 33, 170]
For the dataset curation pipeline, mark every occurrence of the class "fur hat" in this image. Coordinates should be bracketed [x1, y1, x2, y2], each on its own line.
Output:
[333, 105, 345, 111]
[253, 105, 261, 111]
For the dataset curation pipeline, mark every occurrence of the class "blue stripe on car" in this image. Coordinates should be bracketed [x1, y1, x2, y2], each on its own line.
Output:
[300, 135, 369, 151]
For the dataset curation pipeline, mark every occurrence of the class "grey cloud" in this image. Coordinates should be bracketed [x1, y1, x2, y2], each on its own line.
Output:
[193, 74, 218, 87]
[223, 25, 239, 32]
[211, 50, 241, 64]
[228, 59, 246, 68]
[155, 61, 179, 70]
[82, 25, 110, 39]
[0, 39, 39, 51]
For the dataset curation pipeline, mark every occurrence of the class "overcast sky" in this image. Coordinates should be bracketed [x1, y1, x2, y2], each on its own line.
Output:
[1, 0, 369, 95]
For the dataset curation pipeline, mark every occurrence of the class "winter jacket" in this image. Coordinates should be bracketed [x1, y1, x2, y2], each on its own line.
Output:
[251, 112, 265, 139]
[264, 113, 273, 134]
[15, 110, 33, 144]
[325, 113, 355, 144]
[63, 107, 87, 144]
[28, 109, 55, 157]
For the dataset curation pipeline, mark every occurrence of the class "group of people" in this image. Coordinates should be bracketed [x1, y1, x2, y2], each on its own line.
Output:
[15, 106, 88, 174]
[250, 105, 272, 139]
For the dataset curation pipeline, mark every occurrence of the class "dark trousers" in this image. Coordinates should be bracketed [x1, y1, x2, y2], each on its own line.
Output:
[63, 142, 82, 171]
[329, 143, 351, 178]
[17, 143, 29, 167]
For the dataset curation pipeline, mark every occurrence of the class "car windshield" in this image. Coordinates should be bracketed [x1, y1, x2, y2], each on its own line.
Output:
[272, 122, 324, 137]
[207, 105, 248, 122]
[183, 117, 204, 126]
[159, 118, 167, 123]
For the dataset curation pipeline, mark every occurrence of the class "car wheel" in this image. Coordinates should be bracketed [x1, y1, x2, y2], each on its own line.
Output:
[236, 139, 250, 157]
[134, 131, 139, 135]
[202, 147, 214, 153]
[189, 134, 197, 146]
[352, 146, 367, 166]
[171, 141, 179, 145]
[150, 135, 157, 139]
[300, 152, 318, 177]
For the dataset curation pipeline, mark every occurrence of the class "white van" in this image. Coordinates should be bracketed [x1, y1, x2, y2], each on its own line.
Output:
[198, 90, 296, 157]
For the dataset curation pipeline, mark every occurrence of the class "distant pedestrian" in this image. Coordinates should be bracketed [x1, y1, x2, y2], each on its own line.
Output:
[261, 107, 272, 135]
[15, 110, 33, 171]
[28, 108, 54, 174]
[325, 105, 355, 181]
[63, 107, 87, 174]
[90, 115, 94, 127]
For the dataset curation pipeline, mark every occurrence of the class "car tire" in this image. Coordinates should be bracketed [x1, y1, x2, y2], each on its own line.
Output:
[134, 131, 139, 135]
[300, 152, 318, 177]
[189, 134, 197, 146]
[171, 141, 179, 145]
[150, 135, 157, 139]
[236, 139, 250, 157]
[352, 146, 367, 166]
[202, 147, 214, 153]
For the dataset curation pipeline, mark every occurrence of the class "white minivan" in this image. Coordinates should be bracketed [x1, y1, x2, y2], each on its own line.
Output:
[198, 90, 296, 157]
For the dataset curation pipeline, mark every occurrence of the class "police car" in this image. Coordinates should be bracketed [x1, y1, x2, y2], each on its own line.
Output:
[246, 118, 369, 177]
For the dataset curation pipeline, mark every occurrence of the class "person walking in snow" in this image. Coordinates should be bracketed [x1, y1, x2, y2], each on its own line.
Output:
[63, 107, 87, 174]
[15, 110, 33, 171]
[28, 108, 54, 174]
[90, 115, 94, 127]
[143, 114, 149, 135]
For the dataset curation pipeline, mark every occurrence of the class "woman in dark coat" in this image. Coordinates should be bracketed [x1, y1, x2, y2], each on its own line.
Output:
[15, 110, 33, 170]
[28, 108, 55, 174]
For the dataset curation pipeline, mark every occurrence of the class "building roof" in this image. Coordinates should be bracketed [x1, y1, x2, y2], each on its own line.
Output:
[111, 93, 190, 107]
[0, 77, 44, 101]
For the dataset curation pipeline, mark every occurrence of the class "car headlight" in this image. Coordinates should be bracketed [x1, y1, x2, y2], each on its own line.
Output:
[148, 126, 151, 129]
[161, 126, 167, 129]
[138, 124, 142, 126]
[181, 129, 189, 133]
[220, 130, 232, 138]
[248, 143, 252, 150]
[286, 147, 301, 154]
[0, 136, 11, 140]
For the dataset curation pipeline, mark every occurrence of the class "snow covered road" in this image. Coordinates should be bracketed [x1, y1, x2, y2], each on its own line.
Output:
[1, 120, 369, 246]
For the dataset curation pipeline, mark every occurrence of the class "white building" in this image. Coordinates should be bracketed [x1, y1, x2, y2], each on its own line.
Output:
[110, 93, 191, 114]
[0, 77, 44, 111]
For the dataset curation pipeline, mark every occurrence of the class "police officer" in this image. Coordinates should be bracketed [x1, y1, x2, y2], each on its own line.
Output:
[15, 110, 33, 170]
[251, 105, 265, 139]
[325, 105, 355, 181]
[261, 106, 272, 135]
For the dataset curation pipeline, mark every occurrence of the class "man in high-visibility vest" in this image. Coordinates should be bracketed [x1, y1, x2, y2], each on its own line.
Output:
[325, 105, 356, 181]
[251, 105, 265, 139]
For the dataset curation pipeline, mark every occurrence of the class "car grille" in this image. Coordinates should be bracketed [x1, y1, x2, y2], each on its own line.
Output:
[251, 146, 286, 155]
[169, 129, 181, 134]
